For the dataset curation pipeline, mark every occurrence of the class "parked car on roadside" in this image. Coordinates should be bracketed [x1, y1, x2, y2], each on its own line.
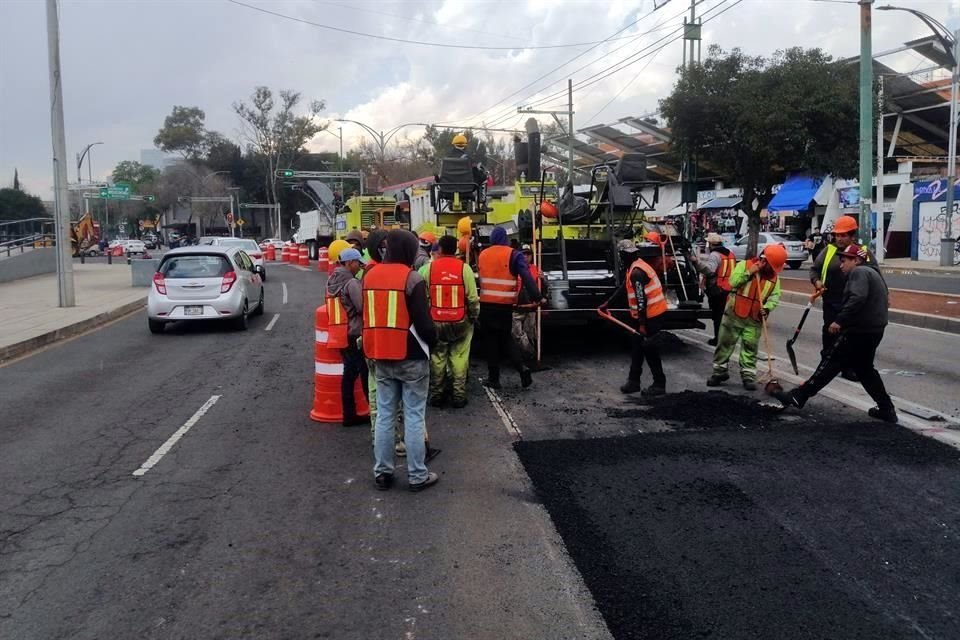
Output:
[147, 246, 265, 334]
[729, 232, 807, 269]
[109, 239, 147, 255]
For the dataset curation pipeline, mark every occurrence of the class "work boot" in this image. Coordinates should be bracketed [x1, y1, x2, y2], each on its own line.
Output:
[374, 473, 393, 491]
[409, 472, 440, 493]
[707, 338, 718, 347]
[483, 371, 502, 390]
[772, 388, 804, 410]
[520, 368, 533, 389]
[429, 396, 445, 408]
[742, 379, 758, 391]
[868, 406, 899, 424]
[451, 397, 468, 409]
[706, 372, 729, 387]
[643, 384, 666, 397]
[620, 380, 644, 395]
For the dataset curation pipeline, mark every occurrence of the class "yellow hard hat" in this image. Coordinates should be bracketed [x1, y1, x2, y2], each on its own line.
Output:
[452, 133, 468, 149]
[457, 216, 472, 236]
[328, 239, 350, 263]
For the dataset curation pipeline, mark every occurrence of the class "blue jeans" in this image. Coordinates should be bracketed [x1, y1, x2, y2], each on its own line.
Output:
[373, 359, 429, 484]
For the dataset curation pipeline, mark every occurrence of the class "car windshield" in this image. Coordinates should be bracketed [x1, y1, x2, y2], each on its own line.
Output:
[160, 254, 232, 278]
[217, 239, 260, 252]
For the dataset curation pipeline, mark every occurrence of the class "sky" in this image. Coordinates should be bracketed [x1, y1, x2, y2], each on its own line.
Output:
[1, 0, 958, 198]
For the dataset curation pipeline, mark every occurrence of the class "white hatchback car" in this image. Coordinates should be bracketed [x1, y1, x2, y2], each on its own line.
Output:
[148, 246, 264, 334]
[202, 237, 267, 280]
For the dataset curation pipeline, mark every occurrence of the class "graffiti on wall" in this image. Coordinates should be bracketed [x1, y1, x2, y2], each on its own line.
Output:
[916, 201, 960, 261]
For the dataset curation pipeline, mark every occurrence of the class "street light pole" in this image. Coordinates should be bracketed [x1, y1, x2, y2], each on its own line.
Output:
[46, 0, 74, 307]
[858, 0, 875, 246]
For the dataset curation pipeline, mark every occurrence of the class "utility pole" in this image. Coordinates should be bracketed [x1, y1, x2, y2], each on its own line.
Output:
[46, 0, 74, 307]
[876, 75, 885, 263]
[681, 0, 701, 230]
[858, 0, 875, 246]
[338, 126, 344, 203]
[943, 27, 959, 266]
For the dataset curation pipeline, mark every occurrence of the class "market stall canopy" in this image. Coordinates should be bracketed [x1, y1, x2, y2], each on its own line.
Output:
[767, 175, 824, 213]
[699, 196, 742, 210]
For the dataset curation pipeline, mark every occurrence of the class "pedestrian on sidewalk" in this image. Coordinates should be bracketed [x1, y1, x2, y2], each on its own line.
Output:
[478, 226, 544, 390]
[708, 244, 786, 391]
[512, 244, 546, 363]
[774, 244, 897, 422]
[420, 235, 479, 408]
[607, 238, 668, 396]
[364, 229, 439, 492]
[326, 248, 370, 427]
[691, 233, 736, 346]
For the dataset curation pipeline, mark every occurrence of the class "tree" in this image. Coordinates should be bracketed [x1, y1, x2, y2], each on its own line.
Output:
[233, 87, 325, 217]
[111, 161, 160, 191]
[0, 188, 47, 220]
[660, 46, 861, 257]
[154, 106, 215, 160]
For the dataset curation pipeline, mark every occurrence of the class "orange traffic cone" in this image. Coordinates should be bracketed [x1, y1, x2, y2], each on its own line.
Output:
[265, 245, 276, 261]
[317, 246, 329, 272]
[310, 306, 369, 423]
[298, 244, 309, 267]
[281, 245, 290, 262]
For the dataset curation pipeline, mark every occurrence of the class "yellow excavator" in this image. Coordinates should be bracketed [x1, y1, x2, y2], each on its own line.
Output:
[70, 213, 101, 256]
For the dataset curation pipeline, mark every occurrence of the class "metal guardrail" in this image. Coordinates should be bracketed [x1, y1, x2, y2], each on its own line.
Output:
[0, 234, 58, 257]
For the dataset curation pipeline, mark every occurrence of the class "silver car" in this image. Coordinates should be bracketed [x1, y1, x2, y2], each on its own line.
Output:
[729, 232, 807, 269]
[148, 246, 265, 334]
[202, 237, 267, 280]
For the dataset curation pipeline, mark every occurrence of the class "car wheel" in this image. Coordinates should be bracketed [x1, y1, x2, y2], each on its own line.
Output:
[253, 288, 265, 316]
[787, 261, 803, 270]
[148, 319, 165, 334]
[233, 301, 249, 331]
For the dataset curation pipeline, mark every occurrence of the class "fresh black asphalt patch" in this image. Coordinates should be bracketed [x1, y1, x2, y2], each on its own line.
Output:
[515, 392, 960, 640]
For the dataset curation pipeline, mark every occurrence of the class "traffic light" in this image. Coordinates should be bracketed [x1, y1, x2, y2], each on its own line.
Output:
[277, 169, 295, 178]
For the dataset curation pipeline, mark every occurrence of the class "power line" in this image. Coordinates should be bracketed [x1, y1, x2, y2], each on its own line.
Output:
[227, 0, 696, 51]
[440, 0, 704, 127]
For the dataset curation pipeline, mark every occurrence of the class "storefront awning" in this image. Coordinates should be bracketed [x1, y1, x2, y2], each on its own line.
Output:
[699, 196, 742, 210]
[767, 175, 823, 213]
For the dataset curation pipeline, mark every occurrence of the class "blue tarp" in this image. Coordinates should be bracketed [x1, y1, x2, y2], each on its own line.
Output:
[767, 175, 823, 213]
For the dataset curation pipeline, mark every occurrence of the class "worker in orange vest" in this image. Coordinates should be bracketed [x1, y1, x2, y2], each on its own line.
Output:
[691, 232, 736, 345]
[605, 239, 669, 396]
[326, 247, 369, 426]
[708, 244, 786, 390]
[512, 244, 547, 363]
[363, 229, 439, 492]
[419, 235, 479, 408]
[478, 226, 545, 390]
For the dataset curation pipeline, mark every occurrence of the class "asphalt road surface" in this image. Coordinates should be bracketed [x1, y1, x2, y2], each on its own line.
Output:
[3, 261, 959, 639]
[780, 267, 960, 295]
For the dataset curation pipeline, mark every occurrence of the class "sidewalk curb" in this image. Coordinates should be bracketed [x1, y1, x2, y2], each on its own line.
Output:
[881, 268, 960, 278]
[0, 297, 146, 365]
[779, 290, 960, 335]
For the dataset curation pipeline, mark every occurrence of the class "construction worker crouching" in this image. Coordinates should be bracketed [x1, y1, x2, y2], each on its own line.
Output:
[691, 232, 736, 346]
[326, 247, 370, 427]
[609, 238, 668, 396]
[420, 235, 479, 408]
[478, 226, 544, 390]
[708, 244, 786, 391]
[512, 244, 546, 363]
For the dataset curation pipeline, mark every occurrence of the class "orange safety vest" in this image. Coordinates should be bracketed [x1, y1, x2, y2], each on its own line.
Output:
[429, 256, 466, 323]
[326, 293, 349, 348]
[713, 250, 736, 292]
[625, 259, 668, 319]
[362, 263, 412, 361]
[732, 260, 777, 321]
[478, 245, 518, 305]
[515, 264, 542, 310]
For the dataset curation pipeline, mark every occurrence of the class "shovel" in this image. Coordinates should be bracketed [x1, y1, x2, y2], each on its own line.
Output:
[785, 289, 823, 375]
[597, 307, 643, 336]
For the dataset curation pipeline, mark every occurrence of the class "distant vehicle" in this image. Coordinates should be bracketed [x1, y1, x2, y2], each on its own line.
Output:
[147, 246, 265, 334]
[729, 232, 807, 269]
[202, 237, 267, 280]
[260, 238, 286, 250]
[293, 209, 334, 259]
[142, 232, 159, 250]
[108, 239, 147, 255]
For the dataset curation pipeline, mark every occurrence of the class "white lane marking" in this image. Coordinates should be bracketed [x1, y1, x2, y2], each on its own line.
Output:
[281, 282, 288, 305]
[264, 313, 280, 331]
[482, 385, 522, 439]
[132, 395, 221, 476]
[676, 332, 960, 449]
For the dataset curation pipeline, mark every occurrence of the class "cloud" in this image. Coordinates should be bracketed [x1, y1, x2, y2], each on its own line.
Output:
[1, 0, 957, 197]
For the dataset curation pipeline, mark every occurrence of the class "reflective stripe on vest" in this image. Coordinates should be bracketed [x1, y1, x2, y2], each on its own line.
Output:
[625, 259, 668, 319]
[362, 263, 411, 361]
[478, 245, 518, 305]
[429, 256, 466, 323]
[732, 262, 777, 321]
[821, 243, 868, 283]
[326, 294, 349, 348]
[515, 263, 542, 309]
[714, 251, 736, 292]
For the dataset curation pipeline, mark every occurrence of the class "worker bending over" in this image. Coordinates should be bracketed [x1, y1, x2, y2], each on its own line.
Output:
[419, 235, 479, 408]
[775, 244, 896, 422]
[708, 244, 786, 390]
